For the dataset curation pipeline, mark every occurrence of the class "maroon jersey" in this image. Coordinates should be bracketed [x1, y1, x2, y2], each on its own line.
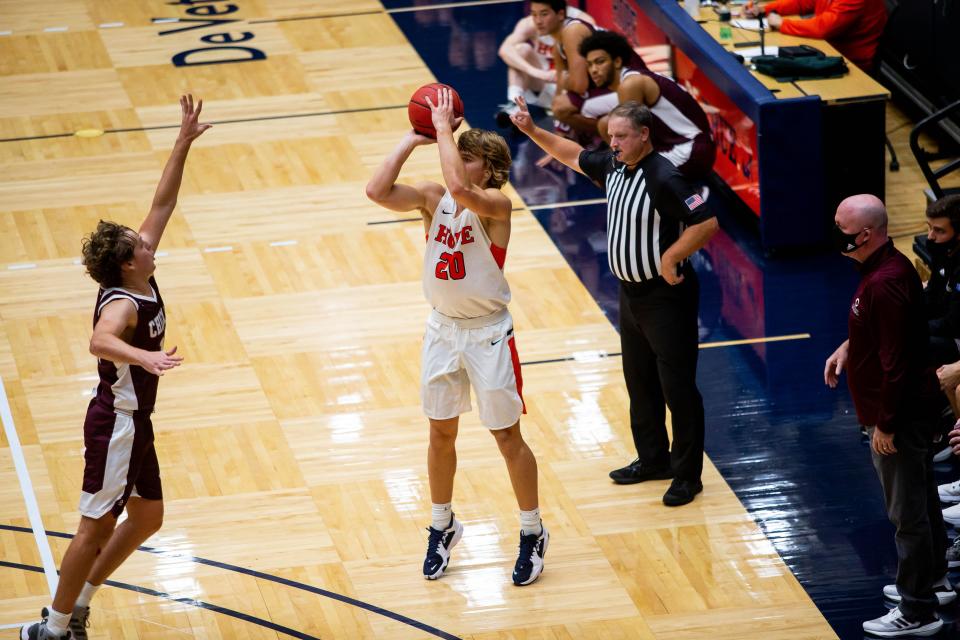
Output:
[556, 18, 647, 70]
[638, 67, 712, 153]
[92, 276, 165, 413]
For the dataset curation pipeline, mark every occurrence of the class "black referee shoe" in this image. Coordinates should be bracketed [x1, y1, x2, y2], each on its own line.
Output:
[609, 459, 672, 484]
[662, 479, 703, 506]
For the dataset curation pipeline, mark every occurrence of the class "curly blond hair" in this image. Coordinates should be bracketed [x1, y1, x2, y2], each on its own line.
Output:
[81, 220, 136, 288]
[457, 129, 512, 189]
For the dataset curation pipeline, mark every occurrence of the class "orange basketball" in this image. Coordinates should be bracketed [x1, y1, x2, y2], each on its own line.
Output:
[408, 83, 464, 139]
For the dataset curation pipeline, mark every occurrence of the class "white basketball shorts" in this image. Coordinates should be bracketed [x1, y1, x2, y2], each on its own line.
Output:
[421, 308, 525, 430]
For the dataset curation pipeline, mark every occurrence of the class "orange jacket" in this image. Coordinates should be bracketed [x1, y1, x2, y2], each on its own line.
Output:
[763, 0, 888, 71]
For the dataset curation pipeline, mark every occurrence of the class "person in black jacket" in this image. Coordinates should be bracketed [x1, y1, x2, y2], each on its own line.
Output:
[924, 195, 960, 366]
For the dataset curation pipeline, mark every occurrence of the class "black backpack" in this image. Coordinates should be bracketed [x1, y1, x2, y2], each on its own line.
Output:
[753, 48, 849, 82]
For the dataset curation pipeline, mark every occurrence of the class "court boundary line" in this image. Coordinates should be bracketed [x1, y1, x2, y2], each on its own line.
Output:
[0, 375, 59, 596]
[0, 525, 462, 640]
[247, 0, 523, 24]
[519, 333, 812, 366]
[0, 559, 323, 640]
[0, 105, 406, 144]
[0, 622, 33, 631]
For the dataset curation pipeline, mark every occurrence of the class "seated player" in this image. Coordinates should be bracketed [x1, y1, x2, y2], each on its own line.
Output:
[577, 30, 716, 180]
[365, 89, 549, 586]
[495, 2, 595, 127]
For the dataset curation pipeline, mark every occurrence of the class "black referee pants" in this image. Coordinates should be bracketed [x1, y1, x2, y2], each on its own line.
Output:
[619, 266, 705, 482]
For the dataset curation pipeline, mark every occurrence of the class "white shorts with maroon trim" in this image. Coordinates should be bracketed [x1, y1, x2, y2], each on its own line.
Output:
[421, 308, 525, 430]
[79, 400, 162, 519]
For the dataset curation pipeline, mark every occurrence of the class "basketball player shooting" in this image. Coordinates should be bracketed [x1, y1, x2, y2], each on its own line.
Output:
[365, 88, 549, 586]
[21, 95, 210, 640]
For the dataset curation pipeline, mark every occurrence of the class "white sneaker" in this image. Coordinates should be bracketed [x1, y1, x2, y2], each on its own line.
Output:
[933, 445, 953, 463]
[942, 502, 960, 526]
[862, 606, 942, 637]
[948, 536, 960, 568]
[882, 576, 956, 606]
[938, 479, 960, 503]
[422, 516, 463, 580]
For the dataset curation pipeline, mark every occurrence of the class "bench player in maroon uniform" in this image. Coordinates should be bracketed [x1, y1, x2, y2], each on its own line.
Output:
[22, 95, 211, 640]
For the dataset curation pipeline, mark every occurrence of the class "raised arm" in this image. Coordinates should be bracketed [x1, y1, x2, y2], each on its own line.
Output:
[427, 89, 512, 221]
[140, 94, 212, 252]
[365, 131, 444, 230]
[510, 96, 585, 173]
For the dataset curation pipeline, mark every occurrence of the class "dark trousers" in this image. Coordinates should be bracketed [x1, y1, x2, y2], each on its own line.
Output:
[869, 423, 949, 618]
[619, 268, 705, 482]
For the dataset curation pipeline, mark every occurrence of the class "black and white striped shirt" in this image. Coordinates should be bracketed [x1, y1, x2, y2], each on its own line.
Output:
[579, 149, 714, 283]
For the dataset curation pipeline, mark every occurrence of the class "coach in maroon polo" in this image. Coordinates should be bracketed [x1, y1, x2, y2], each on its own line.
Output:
[824, 194, 950, 637]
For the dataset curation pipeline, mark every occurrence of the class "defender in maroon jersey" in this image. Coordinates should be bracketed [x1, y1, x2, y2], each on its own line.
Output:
[22, 95, 211, 640]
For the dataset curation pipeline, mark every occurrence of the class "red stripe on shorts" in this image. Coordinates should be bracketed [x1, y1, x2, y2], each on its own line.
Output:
[507, 336, 526, 414]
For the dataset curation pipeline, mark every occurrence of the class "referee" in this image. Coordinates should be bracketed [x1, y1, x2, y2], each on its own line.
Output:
[511, 99, 718, 506]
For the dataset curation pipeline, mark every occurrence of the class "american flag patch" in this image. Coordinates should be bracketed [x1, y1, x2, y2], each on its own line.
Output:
[684, 193, 704, 210]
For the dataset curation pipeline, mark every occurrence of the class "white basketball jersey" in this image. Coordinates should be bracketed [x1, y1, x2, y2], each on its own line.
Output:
[422, 191, 511, 319]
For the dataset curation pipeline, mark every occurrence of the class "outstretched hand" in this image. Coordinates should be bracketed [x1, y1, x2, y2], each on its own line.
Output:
[509, 96, 535, 135]
[139, 346, 183, 376]
[177, 94, 212, 143]
[424, 88, 463, 136]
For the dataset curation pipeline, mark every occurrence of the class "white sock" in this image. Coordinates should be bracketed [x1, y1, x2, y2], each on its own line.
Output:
[431, 503, 453, 531]
[45, 608, 71, 635]
[75, 581, 100, 608]
[520, 507, 542, 536]
[507, 85, 523, 102]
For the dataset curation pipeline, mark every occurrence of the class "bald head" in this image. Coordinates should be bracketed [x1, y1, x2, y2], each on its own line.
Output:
[837, 194, 887, 231]
[834, 194, 889, 261]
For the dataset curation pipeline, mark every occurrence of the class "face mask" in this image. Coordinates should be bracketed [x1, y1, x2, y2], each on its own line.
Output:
[928, 236, 959, 263]
[833, 225, 866, 254]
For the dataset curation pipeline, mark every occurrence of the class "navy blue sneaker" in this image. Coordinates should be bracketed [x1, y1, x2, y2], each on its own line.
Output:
[423, 516, 463, 580]
[512, 524, 549, 586]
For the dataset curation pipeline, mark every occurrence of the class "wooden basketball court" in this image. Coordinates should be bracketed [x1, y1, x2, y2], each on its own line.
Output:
[2, 0, 942, 637]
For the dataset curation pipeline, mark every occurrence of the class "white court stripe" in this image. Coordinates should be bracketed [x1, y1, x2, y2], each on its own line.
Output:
[99, 22, 124, 28]
[0, 30, 12, 36]
[152, 17, 179, 23]
[387, 0, 521, 12]
[8, 263, 37, 270]
[0, 622, 34, 630]
[203, 246, 233, 253]
[526, 197, 607, 211]
[44, 26, 68, 32]
[269, 240, 298, 247]
[0, 375, 59, 596]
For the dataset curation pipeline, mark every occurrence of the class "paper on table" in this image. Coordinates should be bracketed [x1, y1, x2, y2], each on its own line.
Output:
[736, 46, 779, 59]
[731, 18, 769, 31]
